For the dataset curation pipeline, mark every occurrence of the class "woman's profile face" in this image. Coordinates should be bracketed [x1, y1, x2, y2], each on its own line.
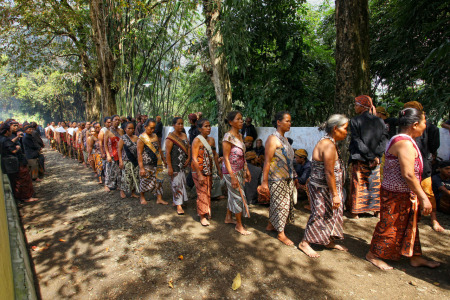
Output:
[174, 118, 184, 132]
[145, 122, 156, 135]
[414, 114, 427, 136]
[199, 121, 211, 136]
[334, 122, 349, 141]
[277, 114, 291, 132]
[229, 113, 243, 130]
[126, 123, 135, 136]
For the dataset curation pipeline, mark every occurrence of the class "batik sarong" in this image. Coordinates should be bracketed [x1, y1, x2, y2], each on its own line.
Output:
[93, 153, 103, 177]
[370, 188, 421, 260]
[8, 165, 35, 201]
[224, 169, 249, 217]
[268, 179, 295, 232]
[83, 150, 89, 164]
[350, 161, 381, 214]
[120, 161, 140, 193]
[27, 158, 39, 180]
[139, 165, 163, 195]
[192, 172, 212, 217]
[105, 160, 121, 189]
[170, 171, 188, 205]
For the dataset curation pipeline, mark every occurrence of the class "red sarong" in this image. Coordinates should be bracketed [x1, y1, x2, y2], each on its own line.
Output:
[192, 173, 211, 217]
[8, 165, 35, 201]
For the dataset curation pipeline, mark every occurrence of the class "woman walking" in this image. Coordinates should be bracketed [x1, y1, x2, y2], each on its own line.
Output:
[299, 114, 349, 258]
[118, 122, 140, 199]
[166, 117, 190, 215]
[222, 111, 252, 235]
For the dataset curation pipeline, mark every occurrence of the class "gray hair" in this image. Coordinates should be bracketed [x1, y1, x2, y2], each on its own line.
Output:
[318, 114, 349, 134]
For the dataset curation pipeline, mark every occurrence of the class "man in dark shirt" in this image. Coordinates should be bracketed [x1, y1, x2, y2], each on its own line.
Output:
[241, 117, 258, 141]
[155, 115, 163, 143]
[23, 125, 42, 181]
[376, 106, 398, 139]
[432, 160, 450, 214]
[188, 113, 200, 145]
[349, 95, 388, 218]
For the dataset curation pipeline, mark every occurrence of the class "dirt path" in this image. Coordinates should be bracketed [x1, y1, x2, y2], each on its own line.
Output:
[20, 148, 450, 299]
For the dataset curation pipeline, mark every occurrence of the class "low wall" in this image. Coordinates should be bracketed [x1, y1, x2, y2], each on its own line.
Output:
[161, 126, 450, 160]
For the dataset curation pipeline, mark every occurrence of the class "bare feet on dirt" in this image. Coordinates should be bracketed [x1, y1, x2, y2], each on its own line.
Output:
[35, 178, 42, 182]
[277, 232, 294, 246]
[325, 241, 348, 252]
[176, 205, 185, 215]
[366, 251, 393, 270]
[235, 224, 251, 235]
[131, 193, 139, 198]
[410, 256, 440, 268]
[224, 217, 237, 224]
[200, 216, 210, 226]
[432, 220, 445, 232]
[266, 222, 276, 232]
[298, 241, 320, 258]
[104, 186, 110, 192]
[348, 213, 359, 219]
[24, 197, 39, 203]
[303, 204, 311, 211]
[120, 190, 126, 199]
[140, 196, 148, 205]
[156, 198, 169, 205]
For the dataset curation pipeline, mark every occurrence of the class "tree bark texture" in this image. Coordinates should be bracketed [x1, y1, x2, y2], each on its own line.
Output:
[334, 0, 370, 118]
[203, 0, 233, 143]
[90, 0, 117, 118]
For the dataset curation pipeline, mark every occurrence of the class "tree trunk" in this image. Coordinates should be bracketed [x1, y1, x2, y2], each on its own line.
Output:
[203, 0, 233, 143]
[90, 0, 117, 117]
[84, 78, 102, 121]
[334, 0, 370, 117]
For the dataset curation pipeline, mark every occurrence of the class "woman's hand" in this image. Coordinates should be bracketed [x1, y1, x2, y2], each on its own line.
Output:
[139, 168, 146, 177]
[419, 195, 432, 216]
[231, 173, 239, 189]
[260, 181, 269, 194]
[245, 170, 251, 183]
[119, 161, 124, 169]
[167, 167, 174, 178]
[198, 173, 206, 184]
[106, 155, 112, 163]
[183, 159, 190, 168]
[332, 194, 341, 210]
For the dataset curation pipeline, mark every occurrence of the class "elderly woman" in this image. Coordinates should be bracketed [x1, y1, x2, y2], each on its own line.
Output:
[222, 111, 252, 235]
[118, 122, 140, 199]
[260, 111, 297, 246]
[191, 118, 220, 226]
[299, 114, 349, 258]
[87, 124, 103, 184]
[166, 117, 190, 215]
[366, 108, 440, 270]
[137, 118, 167, 205]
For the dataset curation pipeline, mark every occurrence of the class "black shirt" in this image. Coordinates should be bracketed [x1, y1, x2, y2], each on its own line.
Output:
[241, 124, 257, 141]
[23, 133, 41, 159]
[384, 117, 398, 139]
[10, 133, 28, 166]
[294, 160, 312, 185]
[155, 121, 163, 138]
[349, 111, 389, 162]
[188, 125, 200, 145]
[416, 123, 440, 179]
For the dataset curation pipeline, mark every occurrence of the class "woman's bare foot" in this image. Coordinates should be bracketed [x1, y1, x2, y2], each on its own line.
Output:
[299, 241, 320, 258]
[366, 251, 393, 270]
[35, 178, 42, 182]
[176, 205, 184, 215]
[235, 224, 251, 235]
[140, 195, 148, 205]
[131, 193, 140, 198]
[104, 186, 110, 192]
[277, 232, 294, 246]
[303, 204, 311, 211]
[410, 256, 440, 268]
[348, 213, 359, 219]
[325, 241, 348, 252]
[266, 222, 276, 232]
[156, 196, 168, 205]
[24, 197, 39, 203]
[200, 216, 210, 226]
[120, 190, 126, 199]
[374, 211, 380, 218]
[432, 220, 445, 232]
[224, 217, 237, 224]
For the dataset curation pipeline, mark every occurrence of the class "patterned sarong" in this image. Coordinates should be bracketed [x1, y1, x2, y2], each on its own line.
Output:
[192, 172, 212, 217]
[370, 188, 421, 259]
[350, 161, 381, 214]
[268, 179, 295, 232]
[139, 165, 163, 195]
[170, 171, 188, 205]
[105, 160, 121, 189]
[224, 169, 249, 217]
[120, 161, 140, 193]
[8, 165, 35, 201]
[93, 153, 103, 177]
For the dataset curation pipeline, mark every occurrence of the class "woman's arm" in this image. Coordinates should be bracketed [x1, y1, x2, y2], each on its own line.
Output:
[104, 131, 112, 162]
[261, 135, 278, 190]
[156, 134, 166, 165]
[321, 140, 340, 209]
[137, 139, 146, 177]
[165, 138, 174, 177]
[222, 140, 238, 188]
[191, 138, 205, 182]
[209, 137, 221, 177]
[118, 138, 124, 169]
[86, 137, 94, 162]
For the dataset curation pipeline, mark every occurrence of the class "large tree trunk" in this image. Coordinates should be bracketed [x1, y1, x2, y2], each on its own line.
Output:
[90, 0, 117, 117]
[83, 78, 102, 121]
[334, 0, 370, 117]
[203, 0, 232, 143]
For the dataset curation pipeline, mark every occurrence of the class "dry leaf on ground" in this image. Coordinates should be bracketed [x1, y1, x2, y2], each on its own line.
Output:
[232, 273, 241, 290]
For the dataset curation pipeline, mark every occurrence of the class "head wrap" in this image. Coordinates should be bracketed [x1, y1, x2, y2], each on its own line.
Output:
[245, 151, 257, 161]
[188, 113, 198, 122]
[403, 101, 423, 111]
[355, 95, 373, 109]
[439, 160, 450, 169]
[376, 106, 390, 117]
[244, 136, 254, 143]
[295, 149, 308, 158]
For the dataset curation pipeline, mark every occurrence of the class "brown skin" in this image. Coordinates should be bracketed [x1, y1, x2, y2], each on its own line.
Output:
[118, 123, 139, 199]
[261, 114, 295, 246]
[137, 121, 167, 205]
[25, 127, 41, 182]
[222, 113, 252, 235]
[191, 121, 219, 226]
[87, 127, 102, 183]
[99, 118, 112, 160]
[104, 116, 124, 163]
[165, 118, 191, 215]
[366, 114, 440, 270]
[298, 122, 349, 258]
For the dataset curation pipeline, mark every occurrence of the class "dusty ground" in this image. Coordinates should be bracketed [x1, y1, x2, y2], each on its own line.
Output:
[19, 147, 450, 299]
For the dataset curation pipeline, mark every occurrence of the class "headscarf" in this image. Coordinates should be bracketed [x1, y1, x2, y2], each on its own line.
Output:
[439, 160, 450, 169]
[295, 149, 308, 158]
[188, 113, 198, 122]
[376, 106, 390, 117]
[403, 101, 423, 111]
[355, 95, 373, 110]
[245, 151, 257, 161]
[244, 136, 254, 143]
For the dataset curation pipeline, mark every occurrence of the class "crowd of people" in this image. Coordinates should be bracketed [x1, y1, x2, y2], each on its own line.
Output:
[0, 96, 449, 271]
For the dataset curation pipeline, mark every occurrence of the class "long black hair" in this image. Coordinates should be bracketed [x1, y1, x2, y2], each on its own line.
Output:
[272, 111, 290, 128]
[225, 111, 242, 126]
[197, 118, 209, 129]
[172, 117, 183, 125]
[398, 108, 424, 131]
[144, 118, 156, 127]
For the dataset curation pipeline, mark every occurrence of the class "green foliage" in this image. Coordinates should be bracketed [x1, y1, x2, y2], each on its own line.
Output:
[370, 0, 450, 122]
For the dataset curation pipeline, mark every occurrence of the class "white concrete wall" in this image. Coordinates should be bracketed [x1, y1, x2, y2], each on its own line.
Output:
[161, 126, 450, 160]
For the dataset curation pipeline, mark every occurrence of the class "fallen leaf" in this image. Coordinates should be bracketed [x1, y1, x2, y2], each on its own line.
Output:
[409, 281, 417, 286]
[105, 247, 109, 252]
[178, 255, 184, 260]
[63, 221, 70, 225]
[232, 273, 241, 291]
[32, 245, 49, 252]
[76, 225, 84, 230]
[168, 278, 174, 288]
[136, 247, 144, 251]
[59, 239, 66, 242]
[433, 282, 440, 286]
